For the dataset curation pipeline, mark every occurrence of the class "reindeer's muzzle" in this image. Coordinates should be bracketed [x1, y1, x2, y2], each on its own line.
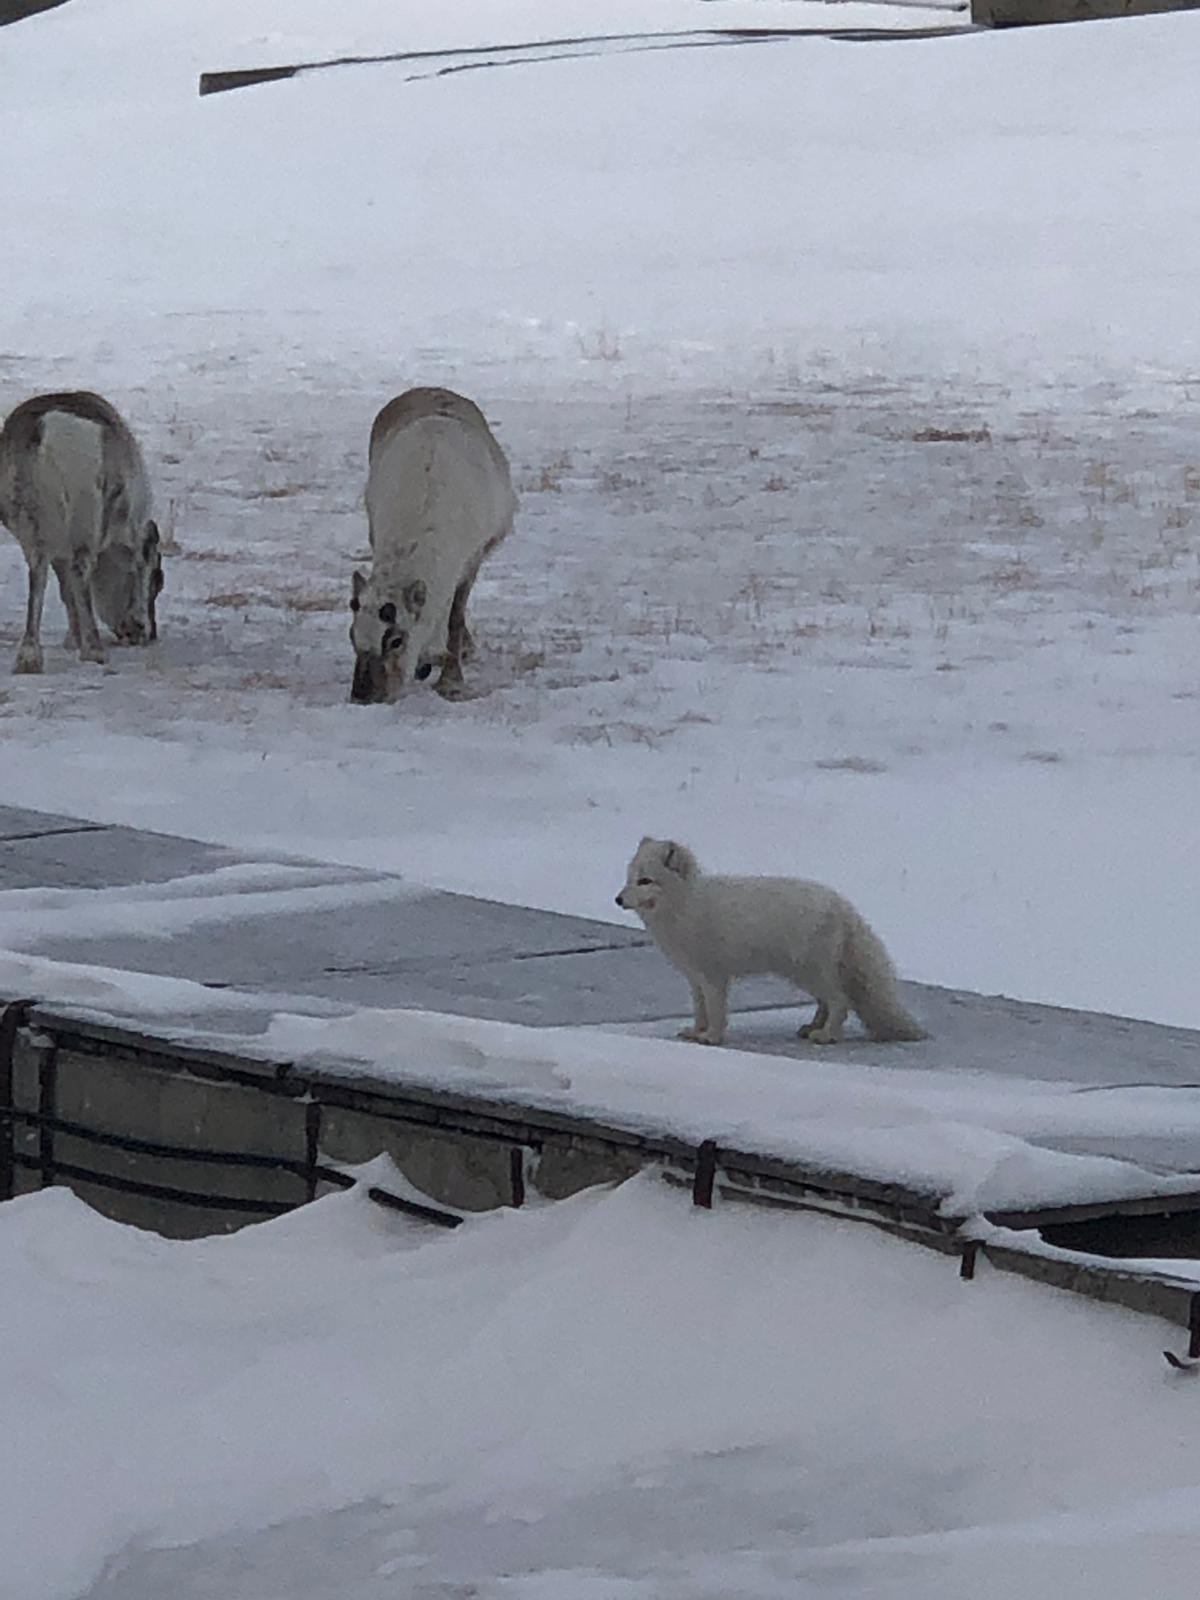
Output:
[351, 653, 389, 705]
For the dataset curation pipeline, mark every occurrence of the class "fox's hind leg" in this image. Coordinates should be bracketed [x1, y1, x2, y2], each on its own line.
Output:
[798, 1000, 829, 1040]
[803, 988, 849, 1045]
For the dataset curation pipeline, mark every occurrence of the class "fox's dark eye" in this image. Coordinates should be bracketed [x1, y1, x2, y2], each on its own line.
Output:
[637, 877, 653, 886]
[350, 597, 360, 613]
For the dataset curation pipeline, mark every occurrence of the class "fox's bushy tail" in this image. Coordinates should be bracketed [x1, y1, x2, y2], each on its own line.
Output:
[841, 912, 927, 1042]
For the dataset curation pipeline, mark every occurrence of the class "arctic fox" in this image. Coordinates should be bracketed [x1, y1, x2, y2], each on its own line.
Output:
[616, 837, 926, 1048]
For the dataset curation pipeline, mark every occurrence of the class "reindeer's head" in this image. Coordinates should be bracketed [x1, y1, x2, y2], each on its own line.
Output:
[93, 520, 164, 645]
[615, 837, 699, 920]
[348, 569, 436, 704]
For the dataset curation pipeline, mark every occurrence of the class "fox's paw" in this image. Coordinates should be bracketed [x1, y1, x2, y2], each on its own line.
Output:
[806, 1028, 841, 1046]
[677, 1026, 705, 1042]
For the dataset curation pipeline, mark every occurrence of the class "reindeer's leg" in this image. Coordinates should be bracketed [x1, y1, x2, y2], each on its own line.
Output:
[436, 563, 480, 700]
[53, 561, 81, 651]
[14, 552, 48, 674]
[437, 530, 504, 696]
[66, 548, 106, 665]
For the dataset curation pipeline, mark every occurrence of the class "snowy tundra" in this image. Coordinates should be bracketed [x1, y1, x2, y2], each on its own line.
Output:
[349, 387, 516, 704]
[617, 837, 927, 1045]
[0, 390, 163, 674]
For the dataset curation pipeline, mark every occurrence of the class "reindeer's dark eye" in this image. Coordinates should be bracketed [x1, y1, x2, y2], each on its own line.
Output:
[415, 662, 433, 680]
[350, 597, 360, 613]
[379, 602, 397, 625]
[387, 633, 407, 652]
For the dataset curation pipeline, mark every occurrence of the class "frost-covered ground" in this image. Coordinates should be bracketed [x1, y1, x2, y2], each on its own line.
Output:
[5, 0, 1200, 1595]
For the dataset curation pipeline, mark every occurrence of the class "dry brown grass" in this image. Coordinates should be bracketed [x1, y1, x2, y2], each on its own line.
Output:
[179, 547, 241, 563]
[280, 593, 342, 614]
[910, 425, 992, 445]
[815, 755, 888, 774]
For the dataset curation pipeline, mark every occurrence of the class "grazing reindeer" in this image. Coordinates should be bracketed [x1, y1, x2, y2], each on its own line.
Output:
[0, 391, 163, 674]
[349, 387, 516, 704]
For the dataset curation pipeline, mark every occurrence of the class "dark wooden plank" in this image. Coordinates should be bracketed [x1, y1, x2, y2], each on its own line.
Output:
[0, 0, 70, 26]
[987, 1191, 1200, 1231]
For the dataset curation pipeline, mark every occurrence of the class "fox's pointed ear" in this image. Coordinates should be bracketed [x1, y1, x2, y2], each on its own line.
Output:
[660, 841, 694, 879]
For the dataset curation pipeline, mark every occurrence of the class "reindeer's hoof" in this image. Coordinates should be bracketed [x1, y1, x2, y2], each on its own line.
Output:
[80, 647, 107, 666]
[13, 646, 44, 675]
[436, 675, 466, 701]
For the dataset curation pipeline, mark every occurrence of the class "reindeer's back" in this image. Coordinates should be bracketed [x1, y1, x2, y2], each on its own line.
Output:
[0, 391, 150, 552]
[367, 388, 514, 552]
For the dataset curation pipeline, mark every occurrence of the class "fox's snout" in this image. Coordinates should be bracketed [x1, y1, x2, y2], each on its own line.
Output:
[615, 890, 627, 907]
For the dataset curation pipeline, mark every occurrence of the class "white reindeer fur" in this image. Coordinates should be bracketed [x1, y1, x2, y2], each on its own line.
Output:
[350, 388, 515, 702]
[0, 391, 161, 673]
[616, 837, 926, 1047]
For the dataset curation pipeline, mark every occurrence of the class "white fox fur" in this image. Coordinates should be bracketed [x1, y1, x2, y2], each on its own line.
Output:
[616, 837, 926, 1047]
[0, 390, 162, 673]
[349, 388, 516, 703]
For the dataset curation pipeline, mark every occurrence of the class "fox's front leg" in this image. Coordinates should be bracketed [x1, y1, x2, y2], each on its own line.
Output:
[689, 980, 728, 1047]
[677, 983, 710, 1042]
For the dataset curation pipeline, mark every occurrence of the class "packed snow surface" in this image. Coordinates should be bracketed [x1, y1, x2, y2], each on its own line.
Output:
[4, 1175, 1200, 1600]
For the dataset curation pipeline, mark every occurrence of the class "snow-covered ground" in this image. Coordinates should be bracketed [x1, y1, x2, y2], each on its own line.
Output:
[3, 0, 1200, 1027]
[5, 1174, 1200, 1600]
[5, 1, 1200, 1594]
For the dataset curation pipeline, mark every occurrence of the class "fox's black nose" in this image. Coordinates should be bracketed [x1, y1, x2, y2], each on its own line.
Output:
[614, 894, 623, 906]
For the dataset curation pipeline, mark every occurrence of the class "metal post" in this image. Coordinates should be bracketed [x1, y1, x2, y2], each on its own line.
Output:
[693, 1140, 718, 1209]
[0, 1000, 35, 1203]
[304, 1101, 322, 1203]
[37, 1037, 59, 1188]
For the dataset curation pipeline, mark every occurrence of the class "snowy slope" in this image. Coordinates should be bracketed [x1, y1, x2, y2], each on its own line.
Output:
[4, 1175, 1200, 1600]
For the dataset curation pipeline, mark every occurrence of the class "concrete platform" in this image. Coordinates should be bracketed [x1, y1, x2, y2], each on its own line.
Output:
[4, 801, 1200, 1251]
[5, 802, 1200, 1097]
